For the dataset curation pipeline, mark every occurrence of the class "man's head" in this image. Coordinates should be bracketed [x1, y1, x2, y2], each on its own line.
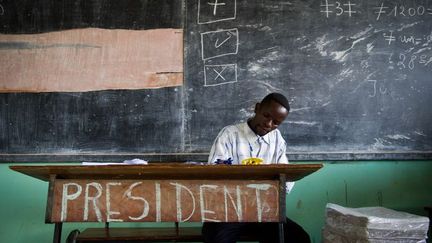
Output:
[248, 93, 290, 136]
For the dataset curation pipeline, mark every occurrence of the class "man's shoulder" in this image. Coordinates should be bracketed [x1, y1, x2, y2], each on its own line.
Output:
[271, 128, 283, 136]
[216, 123, 246, 138]
[220, 122, 246, 132]
[268, 128, 286, 142]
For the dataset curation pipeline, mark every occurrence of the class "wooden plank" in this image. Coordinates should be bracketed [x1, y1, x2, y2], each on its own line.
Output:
[45, 175, 56, 223]
[278, 174, 286, 223]
[50, 179, 280, 223]
[77, 227, 203, 241]
[0, 28, 183, 92]
[76, 227, 263, 242]
[9, 164, 323, 181]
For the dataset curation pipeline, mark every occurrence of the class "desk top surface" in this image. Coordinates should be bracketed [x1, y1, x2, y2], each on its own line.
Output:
[10, 163, 323, 181]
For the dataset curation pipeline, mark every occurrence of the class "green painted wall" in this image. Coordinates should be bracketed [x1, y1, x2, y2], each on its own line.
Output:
[1, 161, 431, 243]
[287, 161, 432, 243]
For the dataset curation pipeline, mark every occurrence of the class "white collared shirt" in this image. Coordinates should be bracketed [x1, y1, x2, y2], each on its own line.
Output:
[208, 122, 294, 192]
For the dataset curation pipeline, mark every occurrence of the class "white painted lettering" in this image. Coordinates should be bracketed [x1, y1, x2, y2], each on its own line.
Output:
[61, 183, 82, 221]
[155, 182, 161, 222]
[199, 185, 220, 222]
[170, 182, 196, 222]
[124, 182, 149, 221]
[247, 184, 272, 222]
[106, 182, 123, 222]
[84, 182, 103, 222]
[223, 185, 243, 222]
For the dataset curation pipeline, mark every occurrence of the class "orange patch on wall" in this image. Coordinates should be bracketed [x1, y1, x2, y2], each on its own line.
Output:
[0, 28, 183, 92]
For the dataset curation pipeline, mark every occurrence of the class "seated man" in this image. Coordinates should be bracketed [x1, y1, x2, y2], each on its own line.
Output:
[202, 92, 310, 243]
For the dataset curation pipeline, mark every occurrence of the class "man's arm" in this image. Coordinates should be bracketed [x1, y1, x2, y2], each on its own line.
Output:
[208, 127, 232, 164]
[275, 130, 289, 164]
[276, 146, 289, 164]
[275, 133, 295, 193]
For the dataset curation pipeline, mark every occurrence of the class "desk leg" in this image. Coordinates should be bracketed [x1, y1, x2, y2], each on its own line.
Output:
[278, 222, 284, 243]
[278, 174, 286, 243]
[53, 222, 62, 243]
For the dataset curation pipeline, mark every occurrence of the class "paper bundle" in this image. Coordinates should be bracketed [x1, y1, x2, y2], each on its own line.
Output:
[323, 203, 429, 243]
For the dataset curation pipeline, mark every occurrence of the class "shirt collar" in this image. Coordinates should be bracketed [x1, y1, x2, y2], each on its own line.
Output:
[241, 122, 271, 145]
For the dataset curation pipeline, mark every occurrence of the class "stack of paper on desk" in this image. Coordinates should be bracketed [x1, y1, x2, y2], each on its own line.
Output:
[322, 203, 429, 243]
[82, 158, 148, 165]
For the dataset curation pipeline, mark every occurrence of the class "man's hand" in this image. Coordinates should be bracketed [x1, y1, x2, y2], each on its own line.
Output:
[213, 158, 233, 165]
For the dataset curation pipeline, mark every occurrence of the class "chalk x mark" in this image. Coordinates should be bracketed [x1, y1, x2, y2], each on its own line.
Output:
[204, 64, 237, 87]
[213, 66, 228, 80]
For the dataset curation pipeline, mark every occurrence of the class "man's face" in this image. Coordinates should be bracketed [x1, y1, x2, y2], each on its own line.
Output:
[249, 100, 289, 136]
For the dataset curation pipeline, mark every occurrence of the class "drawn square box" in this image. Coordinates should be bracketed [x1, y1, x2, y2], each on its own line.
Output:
[204, 64, 237, 86]
[198, 0, 236, 24]
[201, 28, 238, 60]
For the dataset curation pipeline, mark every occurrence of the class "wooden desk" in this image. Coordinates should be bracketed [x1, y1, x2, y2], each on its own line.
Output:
[10, 163, 323, 243]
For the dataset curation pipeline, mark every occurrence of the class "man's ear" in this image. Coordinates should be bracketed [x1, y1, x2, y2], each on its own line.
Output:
[254, 103, 260, 113]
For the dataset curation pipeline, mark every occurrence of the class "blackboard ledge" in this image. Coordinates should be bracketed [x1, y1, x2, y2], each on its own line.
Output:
[0, 151, 431, 163]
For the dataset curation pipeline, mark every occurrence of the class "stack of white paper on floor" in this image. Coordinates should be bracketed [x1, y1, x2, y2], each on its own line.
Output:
[322, 203, 429, 243]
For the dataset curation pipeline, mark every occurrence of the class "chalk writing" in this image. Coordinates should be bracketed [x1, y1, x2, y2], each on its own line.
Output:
[247, 184, 273, 222]
[400, 35, 423, 45]
[215, 31, 233, 48]
[61, 183, 82, 221]
[124, 182, 149, 221]
[395, 53, 432, 70]
[361, 60, 370, 69]
[198, 0, 236, 24]
[382, 31, 432, 46]
[367, 79, 377, 97]
[320, 0, 357, 18]
[155, 183, 161, 222]
[0, 4, 4, 15]
[53, 180, 279, 223]
[374, 2, 432, 21]
[208, 0, 226, 16]
[197, 0, 239, 87]
[106, 182, 122, 222]
[204, 64, 237, 86]
[201, 28, 239, 60]
[199, 184, 220, 222]
[355, 79, 386, 98]
[171, 182, 196, 222]
[223, 186, 242, 222]
[84, 182, 103, 222]
[383, 31, 396, 45]
[351, 72, 387, 98]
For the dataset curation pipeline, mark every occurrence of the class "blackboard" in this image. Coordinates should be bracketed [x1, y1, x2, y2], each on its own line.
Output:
[0, 0, 182, 33]
[1, 0, 432, 162]
[185, 0, 432, 160]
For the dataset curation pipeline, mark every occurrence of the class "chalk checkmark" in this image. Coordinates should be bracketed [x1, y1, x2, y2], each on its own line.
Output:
[214, 32, 232, 48]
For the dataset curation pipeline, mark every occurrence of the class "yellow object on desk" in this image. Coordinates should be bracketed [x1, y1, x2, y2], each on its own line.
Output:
[241, 157, 263, 165]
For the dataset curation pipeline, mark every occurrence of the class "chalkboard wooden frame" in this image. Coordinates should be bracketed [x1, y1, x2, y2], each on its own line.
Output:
[1, 0, 432, 162]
